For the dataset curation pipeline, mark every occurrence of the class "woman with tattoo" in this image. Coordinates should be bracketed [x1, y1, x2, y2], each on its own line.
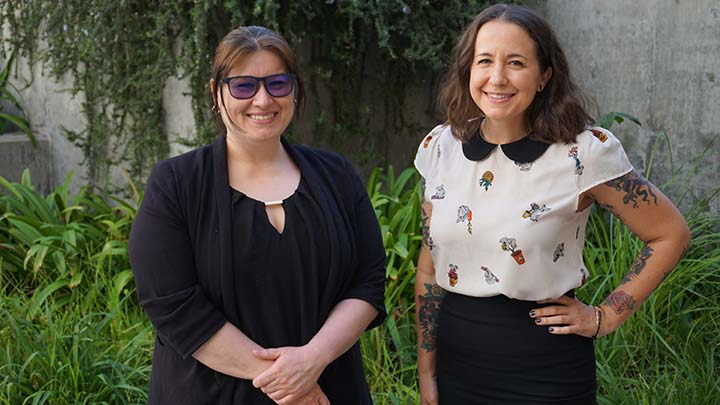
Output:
[129, 26, 386, 404]
[414, 4, 690, 404]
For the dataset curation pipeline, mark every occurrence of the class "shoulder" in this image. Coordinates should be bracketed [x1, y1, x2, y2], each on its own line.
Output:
[151, 143, 212, 175]
[574, 126, 630, 163]
[414, 124, 453, 179]
[146, 143, 214, 195]
[573, 126, 634, 191]
[289, 142, 362, 190]
[573, 126, 626, 148]
[291, 142, 351, 171]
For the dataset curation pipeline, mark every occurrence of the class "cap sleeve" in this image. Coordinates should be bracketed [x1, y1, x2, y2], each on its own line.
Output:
[413, 124, 445, 183]
[576, 127, 634, 198]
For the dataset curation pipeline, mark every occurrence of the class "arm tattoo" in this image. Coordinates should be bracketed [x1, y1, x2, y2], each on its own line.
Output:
[421, 204, 431, 248]
[621, 245, 654, 284]
[604, 170, 658, 208]
[603, 291, 636, 314]
[418, 283, 445, 352]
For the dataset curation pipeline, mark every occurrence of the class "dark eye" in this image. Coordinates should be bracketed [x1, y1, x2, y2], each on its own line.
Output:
[477, 58, 492, 65]
[232, 81, 255, 90]
[267, 79, 288, 89]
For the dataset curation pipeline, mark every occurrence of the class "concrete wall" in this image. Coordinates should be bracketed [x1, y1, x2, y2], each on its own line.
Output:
[541, 0, 720, 213]
[2, 0, 718, 213]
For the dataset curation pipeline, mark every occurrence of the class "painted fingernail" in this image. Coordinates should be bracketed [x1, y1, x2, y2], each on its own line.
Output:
[529, 310, 536, 317]
[535, 318, 541, 324]
[548, 327, 554, 332]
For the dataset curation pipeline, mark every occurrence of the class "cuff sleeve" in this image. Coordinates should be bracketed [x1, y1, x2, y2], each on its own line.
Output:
[129, 162, 226, 359]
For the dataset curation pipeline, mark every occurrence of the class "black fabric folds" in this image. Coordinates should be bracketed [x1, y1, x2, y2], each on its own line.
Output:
[129, 136, 386, 404]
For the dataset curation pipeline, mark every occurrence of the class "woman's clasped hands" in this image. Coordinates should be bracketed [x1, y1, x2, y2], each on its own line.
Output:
[252, 345, 330, 404]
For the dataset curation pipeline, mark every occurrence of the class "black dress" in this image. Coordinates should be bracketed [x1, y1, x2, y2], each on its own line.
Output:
[226, 178, 370, 403]
[129, 136, 386, 405]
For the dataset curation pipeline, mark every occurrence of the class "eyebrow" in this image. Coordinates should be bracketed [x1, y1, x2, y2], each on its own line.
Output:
[476, 52, 529, 60]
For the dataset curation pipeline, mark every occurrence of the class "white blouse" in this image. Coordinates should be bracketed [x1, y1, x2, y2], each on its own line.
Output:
[414, 124, 633, 301]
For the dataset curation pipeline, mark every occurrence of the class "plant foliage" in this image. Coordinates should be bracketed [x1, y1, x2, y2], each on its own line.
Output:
[0, 49, 35, 145]
[0, 0, 528, 189]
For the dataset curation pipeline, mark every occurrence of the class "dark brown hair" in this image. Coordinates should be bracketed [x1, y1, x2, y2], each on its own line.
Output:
[210, 26, 304, 134]
[439, 4, 593, 143]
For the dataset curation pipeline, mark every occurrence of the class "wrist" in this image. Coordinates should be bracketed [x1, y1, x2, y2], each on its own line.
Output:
[304, 341, 332, 369]
[597, 305, 619, 337]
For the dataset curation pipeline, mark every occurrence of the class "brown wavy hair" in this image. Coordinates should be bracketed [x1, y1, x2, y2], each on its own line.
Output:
[210, 26, 305, 135]
[439, 4, 593, 143]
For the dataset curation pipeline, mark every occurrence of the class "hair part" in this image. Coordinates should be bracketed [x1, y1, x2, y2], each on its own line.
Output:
[210, 26, 304, 135]
[438, 3, 594, 144]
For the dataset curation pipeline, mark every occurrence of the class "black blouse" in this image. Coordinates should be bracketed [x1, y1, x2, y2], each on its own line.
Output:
[129, 136, 385, 405]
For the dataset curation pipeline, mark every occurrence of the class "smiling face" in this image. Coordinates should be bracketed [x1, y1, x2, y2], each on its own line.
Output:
[469, 20, 552, 130]
[216, 50, 295, 144]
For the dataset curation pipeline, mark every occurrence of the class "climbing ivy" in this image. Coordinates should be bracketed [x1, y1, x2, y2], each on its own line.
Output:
[1, 0, 531, 189]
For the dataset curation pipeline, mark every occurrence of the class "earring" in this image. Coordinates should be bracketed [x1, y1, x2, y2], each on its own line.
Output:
[537, 84, 544, 92]
[211, 104, 219, 115]
[293, 98, 297, 104]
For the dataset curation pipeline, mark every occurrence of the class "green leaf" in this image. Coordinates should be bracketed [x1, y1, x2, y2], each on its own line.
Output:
[68, 271, 83, 288]
[28, 279, 67, 318]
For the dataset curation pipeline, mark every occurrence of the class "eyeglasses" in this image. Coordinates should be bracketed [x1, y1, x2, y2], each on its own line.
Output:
[222, 73, 295, 100]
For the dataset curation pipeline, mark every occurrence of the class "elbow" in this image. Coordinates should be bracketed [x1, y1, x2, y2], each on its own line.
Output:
[679, 222, 692, 255]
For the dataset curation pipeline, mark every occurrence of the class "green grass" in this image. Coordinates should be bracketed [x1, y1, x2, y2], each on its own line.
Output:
[1, 139, 719, 403]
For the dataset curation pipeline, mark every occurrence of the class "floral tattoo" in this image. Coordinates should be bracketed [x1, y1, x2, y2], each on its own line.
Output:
[604, 170, 658, 208]
[603, 291, 636, 314]
[621, 245, 654, 284]
[418, 283, 445, 352]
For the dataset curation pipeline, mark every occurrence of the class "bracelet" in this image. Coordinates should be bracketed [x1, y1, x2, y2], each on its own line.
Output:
[592, 306, 602, 339]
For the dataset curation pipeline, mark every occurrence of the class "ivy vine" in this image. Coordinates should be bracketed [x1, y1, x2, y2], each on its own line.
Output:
[1, 0, 530, 189]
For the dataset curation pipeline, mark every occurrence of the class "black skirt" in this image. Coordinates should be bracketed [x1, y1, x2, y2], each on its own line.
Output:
[437, 292, 596, 404]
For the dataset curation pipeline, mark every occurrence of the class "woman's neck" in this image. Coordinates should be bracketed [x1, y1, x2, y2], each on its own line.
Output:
[480, 118, 527, 145]
[225, 133, 287, 172]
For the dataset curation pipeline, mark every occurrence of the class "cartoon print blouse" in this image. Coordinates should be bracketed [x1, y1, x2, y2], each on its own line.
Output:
[414, 124, 633, 301]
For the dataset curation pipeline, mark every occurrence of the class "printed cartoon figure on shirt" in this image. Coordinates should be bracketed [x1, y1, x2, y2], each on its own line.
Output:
[514, 161, 533, 172]
[522, 202, 551, 222]
[481, 266, 500, 285]
[457, 205, 473, 234]
[590, 128, 608, 143]
[478, 171, 494, 191]
[448, 264, 459, 287]
[499, 237, 525, 265]
[431, 185, 446, 200]
[423, 134, 433, 148]
[580, 268, 589, 286]
[553, 243, 565, 262]
[568, 146, 584, 175]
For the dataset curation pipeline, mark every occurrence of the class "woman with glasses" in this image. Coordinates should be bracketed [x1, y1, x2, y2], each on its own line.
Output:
[129, 26, 385, 404]
[414, 4, 690, 404]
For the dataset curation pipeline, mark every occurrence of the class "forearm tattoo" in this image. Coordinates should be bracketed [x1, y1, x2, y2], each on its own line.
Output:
[421, 204, 431, 248]
[604, 170, 658, 208]
[603, 291, 636, 314]
[418, 283, 445, 352]
[621, 245, 654, 284]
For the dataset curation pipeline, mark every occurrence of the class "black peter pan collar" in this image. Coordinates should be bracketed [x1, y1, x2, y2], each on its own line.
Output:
[462, 129, 550, 163]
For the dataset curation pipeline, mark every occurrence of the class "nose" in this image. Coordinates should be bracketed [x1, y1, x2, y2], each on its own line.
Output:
[489, 64, 507, 86]
[252, 83, 274, 107]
